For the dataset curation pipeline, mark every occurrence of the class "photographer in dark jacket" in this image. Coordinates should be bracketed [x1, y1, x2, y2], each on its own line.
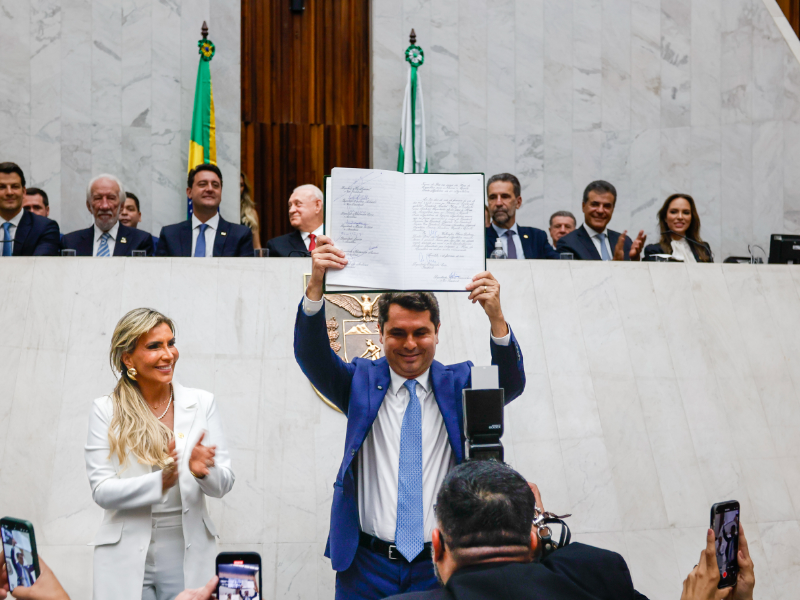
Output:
[387, 461, 755, 600]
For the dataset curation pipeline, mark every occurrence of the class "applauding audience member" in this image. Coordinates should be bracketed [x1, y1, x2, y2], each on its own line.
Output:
[266, 184, 324, 257]
[0, 162, 60, 256]
[644, 194, 713, 263]
[62, 175, 153, 257]
[548, 210, 576, 250]
[240, 171, 262, 250]
[157, 164, 253, 257]
[556, 180, 646, 261]
[485, 173, 558, 260]
[120, 191, 160, 253]
[23, 187, 50, 218]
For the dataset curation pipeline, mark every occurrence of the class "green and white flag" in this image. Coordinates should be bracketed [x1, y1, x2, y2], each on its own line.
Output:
[397, 42, 427, 174]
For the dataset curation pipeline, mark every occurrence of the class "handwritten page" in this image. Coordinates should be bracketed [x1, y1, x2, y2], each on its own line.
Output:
[326, 168, 406, 290]
[403, 174, 485, 291]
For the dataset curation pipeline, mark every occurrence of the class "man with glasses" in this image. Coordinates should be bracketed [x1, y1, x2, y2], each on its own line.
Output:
[61, 174, 154, 256]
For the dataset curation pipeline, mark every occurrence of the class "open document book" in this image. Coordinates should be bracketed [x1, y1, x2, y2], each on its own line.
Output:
[324, 168, 486, 292]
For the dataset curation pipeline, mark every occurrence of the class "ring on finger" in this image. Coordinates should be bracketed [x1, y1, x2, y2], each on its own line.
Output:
[484, 286, 488, 294]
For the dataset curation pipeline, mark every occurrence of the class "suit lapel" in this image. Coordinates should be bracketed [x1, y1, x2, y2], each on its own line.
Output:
[11, 211, 32, 256]
[76, 226, 94, 256]
[213, 216, 228, 257]
[429, 361, 463, 462]
[485, 227, 498, 258]
[179, 221, 193, 257]
[113, 224, 130, 256]
[290, 230, 307, 254]
[578, 226, 602, 260]
[172, 382, 199, 461]
[518, 227, 534, 259]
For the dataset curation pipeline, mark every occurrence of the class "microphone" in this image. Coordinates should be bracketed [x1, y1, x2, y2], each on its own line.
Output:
[664, 230, 714, 261]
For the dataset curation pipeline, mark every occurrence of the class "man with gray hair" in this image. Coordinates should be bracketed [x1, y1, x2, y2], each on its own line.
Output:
[548, 210, 576, 250]
[266, 183, 324, 257]
[62, 174, 154, 256]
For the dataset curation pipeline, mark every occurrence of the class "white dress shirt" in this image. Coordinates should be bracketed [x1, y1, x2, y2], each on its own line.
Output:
[670, 238, 697, 263]
[301, 225, 324, 250]
[191, 213, 219, 257]
[583, 223, 613, 259]
[93, 222, 120, 257]
[1, 209, 23, 253]
[491, 222, 524, 259]
[302, 294, 511, 542]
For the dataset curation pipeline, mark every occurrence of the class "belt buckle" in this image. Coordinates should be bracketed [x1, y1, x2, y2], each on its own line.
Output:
[388, 544, 401, 561]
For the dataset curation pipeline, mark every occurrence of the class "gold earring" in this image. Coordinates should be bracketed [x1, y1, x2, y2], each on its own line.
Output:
[127, 367, 138, 380]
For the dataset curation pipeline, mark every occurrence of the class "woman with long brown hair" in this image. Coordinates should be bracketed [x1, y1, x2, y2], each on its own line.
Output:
[85, 308, 234, 600]
[644, 193, 713, 262]
[240, 171, 261, 250]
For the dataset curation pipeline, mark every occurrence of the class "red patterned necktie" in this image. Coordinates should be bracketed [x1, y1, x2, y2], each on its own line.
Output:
[308, 233, 316, 251]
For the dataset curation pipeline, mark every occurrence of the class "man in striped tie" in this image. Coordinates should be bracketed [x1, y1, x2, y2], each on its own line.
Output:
[294, 234, 527, 600]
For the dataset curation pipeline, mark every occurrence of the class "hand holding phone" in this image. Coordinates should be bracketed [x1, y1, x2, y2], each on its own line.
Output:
[711, 501, 740, 589]
[0, 517, 40, 593]
[216, 552, 262, 600]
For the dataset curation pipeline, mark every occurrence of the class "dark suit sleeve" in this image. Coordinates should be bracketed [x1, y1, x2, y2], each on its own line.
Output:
[237, 227, 254, 257]
[155, 228, 169, 257]
[490, 328, 525, 404]
[294, 300, 358, 413]
[138, 231, 155, 256]
[556, 236, 582, 259]
[266, 237, 281, 257]
[33, 219, 61, 256]
[540, 233, 560, 259]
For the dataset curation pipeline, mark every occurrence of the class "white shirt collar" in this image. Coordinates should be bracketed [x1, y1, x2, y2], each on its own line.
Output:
[491, 222, 519, 238]
[94, 221, 120, 242]
[192, 212, 220, 231]
[583, 223, 607, 238]
[389, 366, 432, 397]
[2, 209, 24, 227]
[301, 224, 324, 242]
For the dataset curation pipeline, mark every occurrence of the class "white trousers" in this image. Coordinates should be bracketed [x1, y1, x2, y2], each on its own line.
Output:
[141, 515, 185, 600]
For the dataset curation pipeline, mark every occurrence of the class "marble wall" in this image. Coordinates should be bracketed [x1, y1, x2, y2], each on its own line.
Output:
[0, 0, 240, 237]
[2, 258, 800, 599]
[372, 0, 800, 260]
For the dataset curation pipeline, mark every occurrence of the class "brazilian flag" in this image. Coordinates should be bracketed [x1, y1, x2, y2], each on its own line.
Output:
[187, 35, 217, 216]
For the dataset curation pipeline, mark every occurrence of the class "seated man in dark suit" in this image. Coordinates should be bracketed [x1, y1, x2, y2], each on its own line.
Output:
[156, 163, 253, 257]
[296, 234, 525, 600]
[120, 191, 159, 253]
[61, 174, 154, 256]
[485, 173, 558, 260]
[0, 162, 60, 256]
[556, 180, 646, 261]
[266, 184, 324, 257]
[387, 461, 756, 600]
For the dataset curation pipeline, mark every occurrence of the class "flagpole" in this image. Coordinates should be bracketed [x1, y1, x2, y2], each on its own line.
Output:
[398, 29, 427, 174]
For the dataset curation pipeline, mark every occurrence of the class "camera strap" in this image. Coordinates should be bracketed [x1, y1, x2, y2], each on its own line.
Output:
[533, 508, 572, 559]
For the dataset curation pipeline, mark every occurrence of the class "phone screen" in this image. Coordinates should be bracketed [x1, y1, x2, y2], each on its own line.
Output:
[218, 561, 261, 599]
[1, 524, 38, 591]
[712, 504, 740, 588]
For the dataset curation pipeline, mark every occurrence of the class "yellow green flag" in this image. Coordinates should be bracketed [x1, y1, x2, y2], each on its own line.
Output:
[188, 34, 217, 215]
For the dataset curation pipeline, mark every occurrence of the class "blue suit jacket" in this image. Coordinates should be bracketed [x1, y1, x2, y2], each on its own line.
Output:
[155, 216, 253, 257]
[485, 226, 559, 260]
[61, 223, 154, 256]
[294, 301, 526, 572]
[556, 225, 632, 260]
[10, 210, 60, 256]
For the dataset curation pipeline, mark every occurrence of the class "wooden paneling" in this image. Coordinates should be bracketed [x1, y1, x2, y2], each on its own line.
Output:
[242, 0, 371, 243]
[778, 0, 800, 36]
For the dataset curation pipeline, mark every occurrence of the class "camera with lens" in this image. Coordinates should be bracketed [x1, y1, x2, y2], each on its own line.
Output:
[463, 366, 505, 462]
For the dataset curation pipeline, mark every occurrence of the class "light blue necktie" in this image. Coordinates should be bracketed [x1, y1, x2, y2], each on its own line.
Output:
[2, 222, 12, 256]
[597, 232, 610, 261]
[97, 232, 111, 257]
[396, 379, 424, 561]
[195, 223, 208, 257]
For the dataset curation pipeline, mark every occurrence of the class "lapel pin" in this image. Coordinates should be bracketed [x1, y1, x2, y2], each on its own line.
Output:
[120, 237, 127, 243]
[523, 234, 529, 239]
[221, 231, 227, 236]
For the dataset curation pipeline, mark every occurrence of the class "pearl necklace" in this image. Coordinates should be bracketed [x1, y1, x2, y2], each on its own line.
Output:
[151, 386, 173, 420]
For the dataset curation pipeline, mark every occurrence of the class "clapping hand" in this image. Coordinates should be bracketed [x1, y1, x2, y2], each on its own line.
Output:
[189, 432, 216, 480]
[613, 230, 646, 261]
[162, 439, 179, 493]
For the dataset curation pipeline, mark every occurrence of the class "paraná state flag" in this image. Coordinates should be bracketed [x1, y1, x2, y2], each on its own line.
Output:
[397, 43, 427, 174]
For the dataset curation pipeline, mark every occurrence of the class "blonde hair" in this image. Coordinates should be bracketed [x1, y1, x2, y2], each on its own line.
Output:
[108, 308, 176, 468]
[240, 171, 259, 232]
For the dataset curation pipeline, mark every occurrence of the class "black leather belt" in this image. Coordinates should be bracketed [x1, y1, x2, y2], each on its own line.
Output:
[359, 531, 432, 563]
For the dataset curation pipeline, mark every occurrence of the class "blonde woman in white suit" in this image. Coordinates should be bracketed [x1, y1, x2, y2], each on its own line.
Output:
[85, 308, 235, 600]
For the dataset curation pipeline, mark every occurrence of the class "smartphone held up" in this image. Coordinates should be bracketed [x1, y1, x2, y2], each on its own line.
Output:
[1, 516, 41, 593]
[216, 551, 262, 599]
[710, 500, 740, 589]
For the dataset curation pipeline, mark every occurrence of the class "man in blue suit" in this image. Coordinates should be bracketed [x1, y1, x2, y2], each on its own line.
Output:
[485, 173, 558, 260]
[556, 180, 646, 261]
[0, 162, 60, 257]
[156, 164, 253, 257]
[62, 174, 154, 256]
[295, 234, 526, 600]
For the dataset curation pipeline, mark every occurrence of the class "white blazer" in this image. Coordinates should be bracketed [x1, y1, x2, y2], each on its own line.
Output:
[85, 382, 235, 600]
